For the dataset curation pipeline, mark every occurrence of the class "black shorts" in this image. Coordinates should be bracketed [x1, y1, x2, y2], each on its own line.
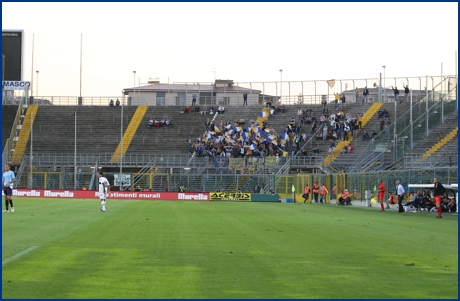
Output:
[4, 186, 13, 197]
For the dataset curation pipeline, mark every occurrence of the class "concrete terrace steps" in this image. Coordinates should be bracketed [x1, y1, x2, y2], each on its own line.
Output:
[331, 102, 415, 165]
[2, 105, 19, 151]
[407, 112, 458, 155]
[324, 102, 384, 167]
[22, 106, 137, 155]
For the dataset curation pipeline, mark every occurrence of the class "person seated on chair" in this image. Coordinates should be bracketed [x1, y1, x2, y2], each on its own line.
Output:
[338, 189, 351, 205]
[362, 130, 370, 141]
[347, 144, 354, 153]
[371, 130, 378, 139]
[312, 144, 319, 155]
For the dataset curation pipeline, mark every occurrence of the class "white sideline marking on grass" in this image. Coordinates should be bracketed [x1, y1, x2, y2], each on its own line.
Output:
[2, 246, 39, 265]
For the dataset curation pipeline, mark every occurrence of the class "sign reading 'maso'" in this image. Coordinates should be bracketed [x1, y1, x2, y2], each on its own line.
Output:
[5, 189, 209, 201]
[3, 81, 31, 90]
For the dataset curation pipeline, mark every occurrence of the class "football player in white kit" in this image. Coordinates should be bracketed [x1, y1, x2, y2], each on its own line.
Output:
[98, 171, 110, 212]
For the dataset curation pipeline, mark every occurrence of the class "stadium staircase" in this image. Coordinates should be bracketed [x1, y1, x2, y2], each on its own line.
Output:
[2, 105, 19, 151]
[11, 105, 38, 164]
[323, 102, 383, 167]
[421, 126, 458, 160]
[111, 105, 148, 162]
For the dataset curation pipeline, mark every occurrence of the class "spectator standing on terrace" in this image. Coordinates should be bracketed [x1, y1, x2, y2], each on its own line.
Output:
[2, 163, 16, 212]
[362, 87, 369, 103]
[98, 171, 110, 212]
[379, 118, 385, 132]
[378, 179, 386, 212]
[192, 92, 197, 106]
[392, 86, 399, 103]
[109, 99, 114, 107]
[116, 99, 120, 106]
[269, 107, 275, 118]
[243, 92, 248, 106]
[187, 136, 193, 153]
[433, 176, 446, 218]
[403, 84, 409, 103]
[355, 87, 360, 103]
[340, 92, 346, 110]
[334, 93, 339, 109]
[321, 97, 327, 113]
[205, 118, 211, 131]
[396, 180, 405, 213]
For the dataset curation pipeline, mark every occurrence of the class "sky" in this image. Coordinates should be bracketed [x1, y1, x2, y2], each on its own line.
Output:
[2, 2, 458, 97]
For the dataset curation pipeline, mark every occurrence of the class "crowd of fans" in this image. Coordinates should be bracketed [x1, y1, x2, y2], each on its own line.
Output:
[183, 105, 225, 115]
[182, 103, 366, 159]
[148, 117, 172, 128]
[177, 98, 396, 160]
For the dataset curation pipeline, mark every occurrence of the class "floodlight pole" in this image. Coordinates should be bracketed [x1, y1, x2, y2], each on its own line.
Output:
[120, 90, 124, 191]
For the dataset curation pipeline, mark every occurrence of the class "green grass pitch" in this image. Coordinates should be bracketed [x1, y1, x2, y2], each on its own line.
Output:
[2, 198, 458, 298]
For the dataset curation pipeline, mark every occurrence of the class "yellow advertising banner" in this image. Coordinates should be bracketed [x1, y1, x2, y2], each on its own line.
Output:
[210, 192, 251, 202]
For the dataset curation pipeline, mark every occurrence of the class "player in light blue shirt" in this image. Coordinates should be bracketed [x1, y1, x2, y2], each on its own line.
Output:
[2, 163, 16, 212]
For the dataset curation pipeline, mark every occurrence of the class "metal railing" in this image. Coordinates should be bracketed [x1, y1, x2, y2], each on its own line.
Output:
[403, 153, 458, 169]
[2, 75, 453, 107]
[12, 164, 457, 193]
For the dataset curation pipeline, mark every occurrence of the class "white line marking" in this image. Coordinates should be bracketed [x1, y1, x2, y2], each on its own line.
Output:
[2, 246, 39, 265]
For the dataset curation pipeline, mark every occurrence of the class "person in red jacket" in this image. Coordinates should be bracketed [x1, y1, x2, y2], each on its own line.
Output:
[378, 179, 386, 212]
[433, 176, 446, 218]
[303, 184, 310, 203]
[319, 184, 329, 204]
[312, 182, 320, 204]
[338, 189, 351, 205]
